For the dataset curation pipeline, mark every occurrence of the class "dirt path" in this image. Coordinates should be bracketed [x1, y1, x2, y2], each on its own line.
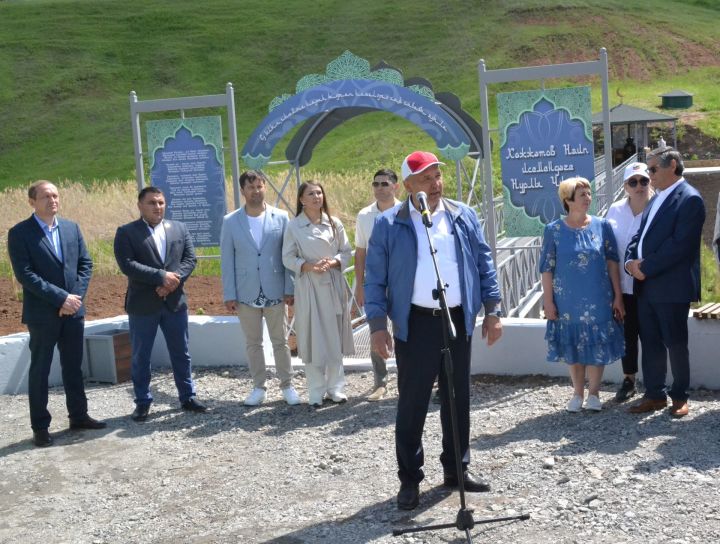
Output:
[0, 276, 226, 336]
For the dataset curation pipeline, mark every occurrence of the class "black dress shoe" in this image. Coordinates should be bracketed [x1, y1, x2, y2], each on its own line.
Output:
[444, 470, 491, 493]
[615, 377, 637, 402]
[181, 397, 208, 413]
[33, 429, 53, 448]
[131, 404, 151, 422]
[397, 481, 420, 510]
[69, 416, 107, 430]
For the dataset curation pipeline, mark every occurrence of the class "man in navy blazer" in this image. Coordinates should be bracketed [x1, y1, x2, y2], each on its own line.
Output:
[220, 170, 299, 406]
[8, 180, 106, 447]
[625, 147, 705, 417]
[114, 187, 207, 421]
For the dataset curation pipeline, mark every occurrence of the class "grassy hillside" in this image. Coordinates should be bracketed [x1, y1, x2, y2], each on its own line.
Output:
[1, 0, 719, 187]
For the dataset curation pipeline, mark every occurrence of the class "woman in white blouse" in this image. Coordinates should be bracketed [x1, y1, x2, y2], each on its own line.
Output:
[606, 162, 653, 402]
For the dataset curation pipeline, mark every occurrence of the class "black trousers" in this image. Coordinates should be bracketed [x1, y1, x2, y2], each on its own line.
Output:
[394, 306, 471, 484]
[27, 317, 88, 430]
[637, 297, 691, 401]
[621, 294, 640, 376]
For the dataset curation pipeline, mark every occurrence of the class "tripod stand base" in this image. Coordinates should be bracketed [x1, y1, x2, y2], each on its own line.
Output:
[392, 510, 530, 538]
[456, 508, 475, 530]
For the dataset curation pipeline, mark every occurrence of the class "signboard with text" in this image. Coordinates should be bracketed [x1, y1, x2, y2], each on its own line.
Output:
[498, 87, 595, 236]
[146, 117, 226, 247]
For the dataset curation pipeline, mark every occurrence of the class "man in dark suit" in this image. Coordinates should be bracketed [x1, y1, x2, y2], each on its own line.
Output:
[114, 187, 207, 421]
[625, 147, 705, 418]
[8, 180, 106, 447]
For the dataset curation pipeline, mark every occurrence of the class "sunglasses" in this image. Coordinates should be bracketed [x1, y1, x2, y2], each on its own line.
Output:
[626, 177, 650, 188]
[648, 166, 660, 174]
[372, 180, 392, 188]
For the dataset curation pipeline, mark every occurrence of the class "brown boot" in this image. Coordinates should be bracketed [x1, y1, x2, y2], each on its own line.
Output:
[628, 397, 667, 414]
[669, 399, 689, 418]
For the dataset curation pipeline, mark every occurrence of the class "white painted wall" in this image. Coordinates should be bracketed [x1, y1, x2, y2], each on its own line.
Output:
[471, 317, 720, 390]
[2, 315, 718, 395]
[0, 316, 127, 395]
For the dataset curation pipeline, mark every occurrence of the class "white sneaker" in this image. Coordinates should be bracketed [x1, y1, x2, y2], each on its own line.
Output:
[583, 394, 602, 411]
[566, 394, 583, 412]
[282, 386, 301, 406]
[244, 388, 266, 406]
[326, 391, 348, 404]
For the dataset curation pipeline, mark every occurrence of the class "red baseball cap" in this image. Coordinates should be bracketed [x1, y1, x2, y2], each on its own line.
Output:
[401, 151, 445, 181]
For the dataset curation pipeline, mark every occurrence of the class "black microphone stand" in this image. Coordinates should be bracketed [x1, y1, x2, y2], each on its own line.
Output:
[392, 200, 529, 543]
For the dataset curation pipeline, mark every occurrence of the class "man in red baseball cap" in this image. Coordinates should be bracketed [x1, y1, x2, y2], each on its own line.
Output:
[365, 150, 503, 510]
[401, 150, 445, 178]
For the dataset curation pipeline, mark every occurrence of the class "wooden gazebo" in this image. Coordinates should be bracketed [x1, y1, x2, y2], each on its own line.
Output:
[592, 103, 677, 164]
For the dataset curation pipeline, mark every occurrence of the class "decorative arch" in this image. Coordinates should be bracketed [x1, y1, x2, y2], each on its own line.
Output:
[242, 77, 471, 169]
[240, 51, 487, 209]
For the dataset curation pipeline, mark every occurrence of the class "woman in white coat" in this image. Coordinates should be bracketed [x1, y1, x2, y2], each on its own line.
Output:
[282, 181, 354, 407]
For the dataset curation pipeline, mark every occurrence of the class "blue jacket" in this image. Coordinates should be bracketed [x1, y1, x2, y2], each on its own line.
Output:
[625, 179, 705, 303]
[8, 216, 93, 323]
[364, 197, 501, 341]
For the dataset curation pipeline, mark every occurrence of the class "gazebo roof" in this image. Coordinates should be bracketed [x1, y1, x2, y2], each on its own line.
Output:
[659, 89, 693, 97]
[591, 103, 677, 125]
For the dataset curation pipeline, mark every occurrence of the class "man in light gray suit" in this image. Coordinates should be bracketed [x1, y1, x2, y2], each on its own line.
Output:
[221, 171, 299, 406]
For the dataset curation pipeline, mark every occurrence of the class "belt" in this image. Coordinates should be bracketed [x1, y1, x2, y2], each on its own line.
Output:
[410, 304, 462, 317]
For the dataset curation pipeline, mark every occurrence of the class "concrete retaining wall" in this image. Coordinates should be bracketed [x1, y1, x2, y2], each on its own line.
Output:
[2, 315, 718, 394]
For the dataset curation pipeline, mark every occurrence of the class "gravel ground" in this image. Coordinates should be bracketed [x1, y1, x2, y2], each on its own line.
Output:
[1, 367, 719, 544]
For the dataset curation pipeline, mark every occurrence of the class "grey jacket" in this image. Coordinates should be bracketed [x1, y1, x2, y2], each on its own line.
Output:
[220, 204, 293, 305]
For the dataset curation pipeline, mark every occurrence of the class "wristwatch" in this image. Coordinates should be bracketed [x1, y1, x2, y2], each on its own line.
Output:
[486, 309, 504, 318]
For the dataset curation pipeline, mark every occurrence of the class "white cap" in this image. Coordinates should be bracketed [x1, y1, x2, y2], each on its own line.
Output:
[623, 162, 650, 182]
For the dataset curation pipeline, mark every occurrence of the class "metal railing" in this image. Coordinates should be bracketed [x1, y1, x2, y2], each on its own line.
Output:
[478, 196, 505, 241]
[594, 154, 637, 217]
[494, 240, 542, 316]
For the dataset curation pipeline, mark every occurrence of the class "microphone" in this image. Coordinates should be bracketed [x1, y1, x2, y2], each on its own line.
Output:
[416, 191, 433, 227]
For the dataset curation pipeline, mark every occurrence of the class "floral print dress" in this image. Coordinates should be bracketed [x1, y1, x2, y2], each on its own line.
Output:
[539, 216, 624, 365]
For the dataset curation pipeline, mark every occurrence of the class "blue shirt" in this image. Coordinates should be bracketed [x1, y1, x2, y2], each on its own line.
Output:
[33, 214, 63, 261]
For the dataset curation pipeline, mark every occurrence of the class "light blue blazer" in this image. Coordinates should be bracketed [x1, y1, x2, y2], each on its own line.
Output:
[220, 204, 294, 304]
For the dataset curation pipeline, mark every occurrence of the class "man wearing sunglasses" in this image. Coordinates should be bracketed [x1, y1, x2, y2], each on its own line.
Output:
[354, 168, 401, 401]
[625, 147, 705, 418]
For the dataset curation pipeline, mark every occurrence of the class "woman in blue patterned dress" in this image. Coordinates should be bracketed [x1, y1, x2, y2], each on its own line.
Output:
[540, 177, 625, 412]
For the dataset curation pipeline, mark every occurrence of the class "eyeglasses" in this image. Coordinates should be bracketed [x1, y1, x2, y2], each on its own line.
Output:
[626, 177, 650, 188]
[372, 180, 392, 188]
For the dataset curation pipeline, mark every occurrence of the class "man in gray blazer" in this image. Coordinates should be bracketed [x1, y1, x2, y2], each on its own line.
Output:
[220, 171, 299, 406]
[114, 187, 207, 421]
[8, 180, 105, 447]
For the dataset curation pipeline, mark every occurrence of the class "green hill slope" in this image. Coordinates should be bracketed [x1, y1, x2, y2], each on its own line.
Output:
[1, 0, 719, 187]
